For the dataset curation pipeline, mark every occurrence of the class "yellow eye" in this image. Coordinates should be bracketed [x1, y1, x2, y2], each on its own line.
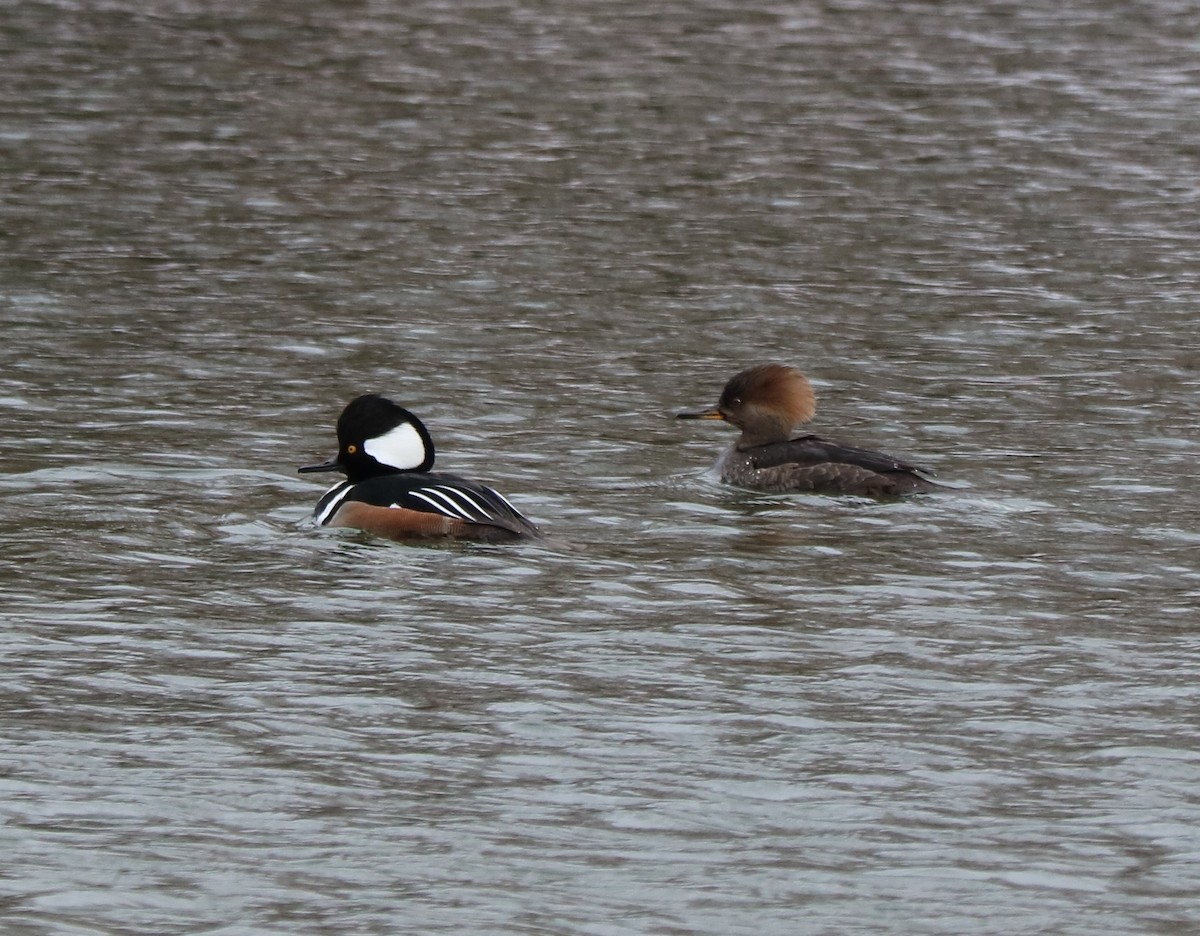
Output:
[347, 444, 358, 454]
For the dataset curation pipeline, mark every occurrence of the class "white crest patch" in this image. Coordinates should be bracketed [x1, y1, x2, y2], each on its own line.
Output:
[363, 422, 427, 470]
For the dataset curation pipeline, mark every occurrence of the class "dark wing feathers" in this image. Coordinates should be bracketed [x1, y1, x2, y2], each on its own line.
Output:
[344, 471, 539, 537]
[745, 434, 930, 476]
[742, 434, 937, 496]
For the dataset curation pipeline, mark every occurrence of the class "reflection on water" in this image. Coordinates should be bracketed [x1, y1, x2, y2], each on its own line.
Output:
[3, 0, 1200, 933]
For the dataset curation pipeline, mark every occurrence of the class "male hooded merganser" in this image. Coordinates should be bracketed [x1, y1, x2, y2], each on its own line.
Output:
[299, 394, 540, 542]
[677, 364, 938, 497]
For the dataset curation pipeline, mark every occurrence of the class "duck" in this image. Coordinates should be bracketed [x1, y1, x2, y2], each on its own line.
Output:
[299, 394, 540, 542]
[676, 364, 938, 497]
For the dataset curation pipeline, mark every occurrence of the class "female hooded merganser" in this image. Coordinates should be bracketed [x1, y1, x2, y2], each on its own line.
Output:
[299, 394, 540, 542]
[677, 364, 938, 497]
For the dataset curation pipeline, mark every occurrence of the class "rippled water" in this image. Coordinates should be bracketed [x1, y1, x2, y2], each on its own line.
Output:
[3, 1, 1200, 933]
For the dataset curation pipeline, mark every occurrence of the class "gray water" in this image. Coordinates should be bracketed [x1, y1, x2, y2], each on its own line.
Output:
[3, 1, 1200, 933]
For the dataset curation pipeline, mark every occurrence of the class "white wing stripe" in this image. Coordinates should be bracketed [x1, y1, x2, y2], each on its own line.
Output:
[417, 488, 473, 518]
[488, 489, 519, 513]
[431, 485, 492, 518]
[408, 490, 472, 520]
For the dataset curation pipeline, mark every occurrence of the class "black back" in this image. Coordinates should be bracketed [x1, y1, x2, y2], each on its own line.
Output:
[329, 470, 540, 537]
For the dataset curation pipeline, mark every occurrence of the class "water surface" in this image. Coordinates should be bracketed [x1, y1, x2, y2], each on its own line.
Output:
[3, 1, 1200, 933]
